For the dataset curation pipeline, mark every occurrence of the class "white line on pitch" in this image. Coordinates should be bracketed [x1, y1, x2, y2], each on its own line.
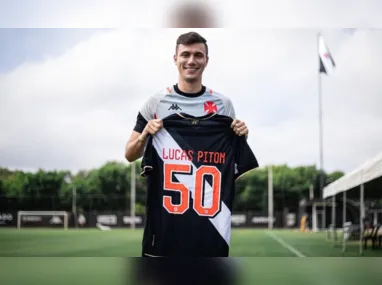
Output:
[266, 231, 306, 257]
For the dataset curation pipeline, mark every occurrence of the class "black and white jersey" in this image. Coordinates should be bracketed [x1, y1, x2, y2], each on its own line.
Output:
[140, 113, 259, 257]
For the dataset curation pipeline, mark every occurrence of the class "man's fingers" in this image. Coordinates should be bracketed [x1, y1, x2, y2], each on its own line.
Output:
[236, 122, 245, 128]
[152, 119, 163, 128]
[233, 124, 245, 132]
[146, 126, 155, 135]
[151, 125, 162, 133]
[145, 119, 163, 135]
[240, 127, 249, 136]
[231, 119, 239, 128]
[231, 119, 249, 137]
[237, 126, 246, 132]
[154, 119, 163, 125]
[232, 122, 245, 131]
[150, 123, 159, 130]
[233, 125, 248, 136]
[148, 124, 158, 133]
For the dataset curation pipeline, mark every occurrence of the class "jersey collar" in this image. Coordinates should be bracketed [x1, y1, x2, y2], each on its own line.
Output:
[176, 112, 217, 121]
[173, 84, 206, 97]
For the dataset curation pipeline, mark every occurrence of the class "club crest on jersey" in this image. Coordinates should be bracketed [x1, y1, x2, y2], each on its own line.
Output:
[168, 104, 182, 111]
[204, 101, 218, 114]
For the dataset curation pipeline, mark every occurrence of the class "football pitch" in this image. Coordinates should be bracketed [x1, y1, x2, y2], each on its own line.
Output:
[1, 229, 382, 285]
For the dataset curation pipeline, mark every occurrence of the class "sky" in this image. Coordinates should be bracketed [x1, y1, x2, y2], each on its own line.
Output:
[0, 1, 382, 175]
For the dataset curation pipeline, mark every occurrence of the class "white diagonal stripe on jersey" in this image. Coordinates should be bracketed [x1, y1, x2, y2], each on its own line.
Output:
[152, 128, 232, 245]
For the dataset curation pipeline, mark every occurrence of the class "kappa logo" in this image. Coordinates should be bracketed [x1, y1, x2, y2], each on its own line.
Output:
[168, 104, 182, 111]
[49, 216, 63, 224]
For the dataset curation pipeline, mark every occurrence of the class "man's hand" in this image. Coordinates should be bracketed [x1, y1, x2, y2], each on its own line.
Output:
[125, 119, 163, 162]
[231, 119, 248, 137]
[142, 119, 163, 137]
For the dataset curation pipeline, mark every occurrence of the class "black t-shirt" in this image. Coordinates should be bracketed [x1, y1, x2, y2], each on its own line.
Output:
[140, 113, 259, 257]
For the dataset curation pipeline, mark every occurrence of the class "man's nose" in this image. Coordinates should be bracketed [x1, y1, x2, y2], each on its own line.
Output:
[187, 55, 196, 65]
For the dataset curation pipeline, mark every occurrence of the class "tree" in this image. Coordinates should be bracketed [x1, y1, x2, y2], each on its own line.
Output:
[0, 163, 345, 213]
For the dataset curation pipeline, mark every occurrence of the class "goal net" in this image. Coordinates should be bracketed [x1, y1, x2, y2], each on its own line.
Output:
[17, 211, 68, 229]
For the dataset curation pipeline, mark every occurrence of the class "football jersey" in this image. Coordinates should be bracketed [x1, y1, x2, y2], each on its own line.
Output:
[134, 84, 236, 133]
[140, 112, 259, 257]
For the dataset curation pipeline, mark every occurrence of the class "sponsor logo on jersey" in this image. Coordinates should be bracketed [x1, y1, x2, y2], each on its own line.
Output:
[168, 104, 182, 111]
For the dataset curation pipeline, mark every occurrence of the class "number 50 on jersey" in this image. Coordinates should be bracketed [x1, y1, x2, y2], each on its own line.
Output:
[163, 163, 222, 217]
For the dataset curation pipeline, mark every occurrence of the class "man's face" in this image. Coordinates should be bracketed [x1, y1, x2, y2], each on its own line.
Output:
[174, 43, 208, 83]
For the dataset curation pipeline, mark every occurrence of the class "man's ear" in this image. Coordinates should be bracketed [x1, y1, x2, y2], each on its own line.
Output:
[173, 54, 177, 64]
[206, 55, 209, 66]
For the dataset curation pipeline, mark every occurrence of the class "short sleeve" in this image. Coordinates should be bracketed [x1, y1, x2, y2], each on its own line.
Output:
[133, 93, 161, 133]
[139, 95, 160, 121]
[223, 98, 236, 119]
[234, 136, 259, 180]
[133, 112, 148, 133]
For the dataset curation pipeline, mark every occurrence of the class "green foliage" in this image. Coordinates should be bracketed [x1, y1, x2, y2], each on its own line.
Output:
[0, 162, 344, 213]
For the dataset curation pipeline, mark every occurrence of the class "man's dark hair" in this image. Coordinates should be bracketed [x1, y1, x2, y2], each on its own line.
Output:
[176, 32, 208, 56]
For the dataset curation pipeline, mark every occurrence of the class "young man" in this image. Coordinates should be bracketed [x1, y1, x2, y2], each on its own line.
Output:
[124, 31, 249, 162]
[124, 31, 257, 257]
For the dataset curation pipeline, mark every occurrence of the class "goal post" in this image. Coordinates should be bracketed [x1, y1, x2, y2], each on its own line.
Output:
[17, 211, 69, 230]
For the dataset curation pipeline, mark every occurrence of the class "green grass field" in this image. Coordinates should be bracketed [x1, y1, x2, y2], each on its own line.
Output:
[0, 228, 381, 257]
[1, 229, 382, 285]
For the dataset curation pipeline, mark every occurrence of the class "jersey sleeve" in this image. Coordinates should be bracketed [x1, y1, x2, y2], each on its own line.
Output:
[223, 97, 236, 119]
[133, 95, 160, 133]
[140, 95, 160, 121]
[133, 112, 148, 133]
[234, 136, 259, 180]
